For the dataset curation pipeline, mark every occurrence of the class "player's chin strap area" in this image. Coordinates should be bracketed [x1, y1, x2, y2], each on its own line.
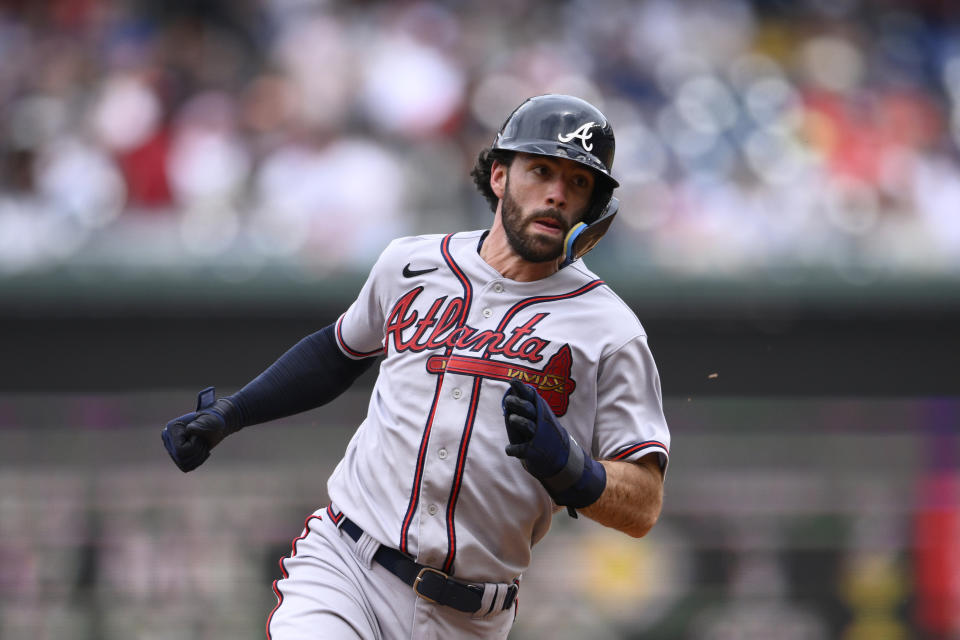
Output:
[337, 513, 518, 617]
[561, 196, 619, 267]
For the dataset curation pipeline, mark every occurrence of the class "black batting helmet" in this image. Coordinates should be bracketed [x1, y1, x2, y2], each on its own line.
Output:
[493, 94, 618, 192]
[471, 94, 620, 265]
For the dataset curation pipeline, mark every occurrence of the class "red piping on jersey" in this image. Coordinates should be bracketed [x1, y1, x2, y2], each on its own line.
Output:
[325, 504, 344, 524]
[496, 280, 605, 330]
[399, 234, 472, 555]
[611, 440, 669, 460]
[336, 315, 386, 358]
[441, 374, 483, 573]
[439, 277, 606, 574]
[399, 370, 446, 554]
[266, 513, 324, 639]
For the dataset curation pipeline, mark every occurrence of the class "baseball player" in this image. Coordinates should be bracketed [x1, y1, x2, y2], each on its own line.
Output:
[162, 94, 670, 639]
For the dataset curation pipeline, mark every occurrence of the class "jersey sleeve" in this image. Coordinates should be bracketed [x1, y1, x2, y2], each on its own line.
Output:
[334, 240, 404, 359]
[593, 334, 671, 472]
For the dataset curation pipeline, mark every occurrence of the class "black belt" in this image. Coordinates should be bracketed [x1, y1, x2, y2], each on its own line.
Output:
[340, 516, 517, 614]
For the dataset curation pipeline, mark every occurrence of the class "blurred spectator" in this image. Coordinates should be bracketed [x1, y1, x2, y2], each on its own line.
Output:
[88, 72, 171, 209]
[247, 135, 409, 272]
[0, 0, 959, 281]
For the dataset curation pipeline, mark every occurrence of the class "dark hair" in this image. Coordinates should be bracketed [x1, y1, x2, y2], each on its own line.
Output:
[470, 147, 513, 213]
[470, 146, 613, 223]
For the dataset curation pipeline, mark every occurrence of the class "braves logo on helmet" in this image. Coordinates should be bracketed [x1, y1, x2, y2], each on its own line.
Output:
[557, 122, 596, 151]
[492, 95, 616, 185]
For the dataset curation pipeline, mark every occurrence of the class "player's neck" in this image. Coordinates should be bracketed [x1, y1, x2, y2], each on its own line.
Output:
[480, 219, 561, 282]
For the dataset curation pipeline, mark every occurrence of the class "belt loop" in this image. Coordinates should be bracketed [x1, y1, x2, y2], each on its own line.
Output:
[475, 582, 511, 619]
[332, 507, 378, 570]
[352, 531, 378, 570]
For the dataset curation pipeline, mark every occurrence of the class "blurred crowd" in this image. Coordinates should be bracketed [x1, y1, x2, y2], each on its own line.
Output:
[1, 0, 960, 281]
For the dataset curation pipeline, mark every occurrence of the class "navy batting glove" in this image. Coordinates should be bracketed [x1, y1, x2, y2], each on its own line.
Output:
[501, 379, 606, 514]
[161, 387, 241, 473]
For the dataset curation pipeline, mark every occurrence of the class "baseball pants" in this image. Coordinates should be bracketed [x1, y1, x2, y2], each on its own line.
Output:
[267, 506, 517, 639]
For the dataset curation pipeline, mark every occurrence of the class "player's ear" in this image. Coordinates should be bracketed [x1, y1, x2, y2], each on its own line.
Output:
[490, 160, 507, 199]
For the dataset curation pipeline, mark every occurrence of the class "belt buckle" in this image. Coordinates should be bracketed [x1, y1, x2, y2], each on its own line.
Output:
[413, 567, 448, 604]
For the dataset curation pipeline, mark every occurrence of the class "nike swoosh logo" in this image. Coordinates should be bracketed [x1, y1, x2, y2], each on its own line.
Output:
[403, 264, 439, 278]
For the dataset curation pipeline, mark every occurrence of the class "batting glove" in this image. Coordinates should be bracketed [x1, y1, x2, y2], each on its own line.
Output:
[161, 386, 242, 473]
[501, 379, 606, 515]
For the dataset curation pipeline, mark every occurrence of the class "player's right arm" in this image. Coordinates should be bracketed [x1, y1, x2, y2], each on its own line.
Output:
[161, 237, 413, 473]
[161, 323, 378, 472]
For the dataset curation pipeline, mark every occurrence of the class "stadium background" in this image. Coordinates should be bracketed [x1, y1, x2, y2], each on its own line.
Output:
[1, 0, 958, 638]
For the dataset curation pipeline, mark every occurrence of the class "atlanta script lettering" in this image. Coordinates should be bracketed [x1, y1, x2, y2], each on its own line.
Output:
[385, 287, 549, 363]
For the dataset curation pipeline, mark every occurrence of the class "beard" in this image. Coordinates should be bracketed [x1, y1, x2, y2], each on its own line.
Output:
[501, 178, 570, 263]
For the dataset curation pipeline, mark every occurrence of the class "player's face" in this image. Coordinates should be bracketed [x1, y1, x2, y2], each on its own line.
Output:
[499, 154, 595, 263]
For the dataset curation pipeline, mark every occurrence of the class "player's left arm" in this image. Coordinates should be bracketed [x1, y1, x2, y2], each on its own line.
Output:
[502, 326, 669, 537]
[503, 380, 665, 537]
[583, 329, 669, 537]
[579, 456, 663, 538]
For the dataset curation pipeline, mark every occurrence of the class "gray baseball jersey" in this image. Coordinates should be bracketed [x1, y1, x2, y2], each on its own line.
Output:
[327, 229, 670, 585]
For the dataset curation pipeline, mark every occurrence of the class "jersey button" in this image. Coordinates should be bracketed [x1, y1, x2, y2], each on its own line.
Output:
[482, 308, 493, 318]
[451, 388, 462, 399]
[427, 504, 439, 516]
[493, 283, 504, 293]
[438, 448, 448, 459]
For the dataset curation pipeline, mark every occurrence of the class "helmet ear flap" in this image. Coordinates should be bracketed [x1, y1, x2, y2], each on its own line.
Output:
[583, 182, 614, 225]
[561, 197, 619, 266]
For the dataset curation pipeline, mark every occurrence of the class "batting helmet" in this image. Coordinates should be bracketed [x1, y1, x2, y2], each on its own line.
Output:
[472, 94, 620, 265]
[493, 94, 618, 191]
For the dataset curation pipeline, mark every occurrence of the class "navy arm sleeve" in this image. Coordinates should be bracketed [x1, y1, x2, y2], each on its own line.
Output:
[226, 323, 377, 428]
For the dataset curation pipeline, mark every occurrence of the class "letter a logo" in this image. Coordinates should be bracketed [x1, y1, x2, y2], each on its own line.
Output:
[558, 122, 596, 151]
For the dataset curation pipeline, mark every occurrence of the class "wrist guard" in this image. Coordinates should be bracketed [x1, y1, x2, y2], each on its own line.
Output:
[501, 379, 606, 515]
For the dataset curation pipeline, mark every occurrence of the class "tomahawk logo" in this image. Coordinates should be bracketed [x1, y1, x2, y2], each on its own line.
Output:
[426, 346, 577, 416]
[557, 122, 596, 151]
